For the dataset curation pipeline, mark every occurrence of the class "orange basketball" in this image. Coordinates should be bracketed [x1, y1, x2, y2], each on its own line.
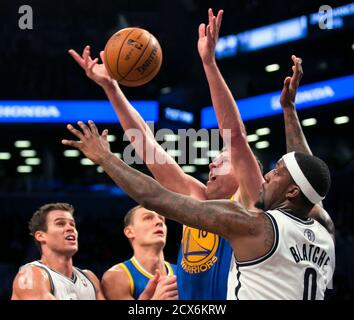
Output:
[104, 27, 162, 87]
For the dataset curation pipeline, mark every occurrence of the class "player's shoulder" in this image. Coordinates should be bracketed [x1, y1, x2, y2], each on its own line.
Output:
[12, 264, 52, 299]
[16, 264, 50, 283]
[102, 263, 130, 284]
[101, 263, 133, 298]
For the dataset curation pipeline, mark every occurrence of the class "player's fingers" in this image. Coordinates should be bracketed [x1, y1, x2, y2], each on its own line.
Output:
[206, 24, 213, 43]
[66, 124, 85, 140]
[154, 269, 161, 282]
[161, 275, 177, 285]
[295, 57, 303, 80]
[88, 58, 98, 74]
[163, 282, 178, 292]
[83, 45, 90, 68]
[284, 76, 291, 87]
[156, 276, 171, 287]
[165, 290, 179, 299]
[146, 275, 159, 292]
[77, 121, 91, 137]
[138, 274, 159, 300]
[100, 51, 105, 64]
[82, 45, 89, 58]
[216, 9, 223, 37]
[88, 120, 99, 136]
[211, 16, 217, 39]
[101, 129, 109, 141]
[61, 139, 82, 149]
[208, 8, 213, 30]
[198, 23, 206, 38]
[68, 49, 85, 68]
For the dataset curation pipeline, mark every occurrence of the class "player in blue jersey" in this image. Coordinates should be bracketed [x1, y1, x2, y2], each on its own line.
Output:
[68, 9, 334, 299]
[101, 205, 177, 300]
[68, 10, 238, 300]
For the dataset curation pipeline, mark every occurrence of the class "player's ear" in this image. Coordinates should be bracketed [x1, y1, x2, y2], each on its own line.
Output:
[34, 230, 46, 243]
[286, 184, 301, 201]
[124, 225, 134, 240]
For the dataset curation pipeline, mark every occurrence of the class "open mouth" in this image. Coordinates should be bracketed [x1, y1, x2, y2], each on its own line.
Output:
[65, 235, 76, 242]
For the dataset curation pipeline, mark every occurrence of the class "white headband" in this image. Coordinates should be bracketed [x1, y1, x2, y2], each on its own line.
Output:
[282, 152, 324, 204]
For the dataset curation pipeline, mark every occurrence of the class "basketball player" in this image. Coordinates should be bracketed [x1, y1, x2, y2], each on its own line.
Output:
[11, 203, 105, 300]
[101, 205, 178, 300]
[68, 10, 236, 300]
[67, 8, 334, 299]
[61, 120, 335, 300]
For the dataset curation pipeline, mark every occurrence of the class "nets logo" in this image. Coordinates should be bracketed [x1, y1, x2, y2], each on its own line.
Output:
[304, 229, 316, 242]
[181, 227, 219, 273]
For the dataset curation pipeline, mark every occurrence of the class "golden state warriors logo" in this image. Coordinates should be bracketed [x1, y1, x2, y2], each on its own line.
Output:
[181, 227, 219, 273]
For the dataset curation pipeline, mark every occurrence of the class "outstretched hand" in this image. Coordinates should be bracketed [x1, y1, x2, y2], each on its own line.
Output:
[62, 120, 111, 165]
[198, 8, 223, 65]
[280, 55, 303, 108]
[68, 46, 115, 88]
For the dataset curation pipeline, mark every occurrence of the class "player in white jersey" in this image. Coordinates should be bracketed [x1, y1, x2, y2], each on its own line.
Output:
[61, 119, 335, 300]
[225, 151, 334, 300]
[227, 207, 334, 300]
[11, 203, 105, 300]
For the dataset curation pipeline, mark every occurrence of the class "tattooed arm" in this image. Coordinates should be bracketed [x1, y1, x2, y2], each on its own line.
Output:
[61, 121, 268, 249]
[280, 55, 312, 155]
[99, 150, 273, 259]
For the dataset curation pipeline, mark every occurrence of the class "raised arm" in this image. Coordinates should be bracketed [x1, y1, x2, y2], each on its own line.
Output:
[280, 55, 335, 239]
[11, 266, 55, 300]
[280, 55, 312, 154]
[68, 47, 206, 199]
[198, 9, 263, 207]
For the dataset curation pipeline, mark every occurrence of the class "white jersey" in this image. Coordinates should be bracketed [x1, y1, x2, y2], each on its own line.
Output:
[21, 260, 96, 300]
[227, 209, 335, 300]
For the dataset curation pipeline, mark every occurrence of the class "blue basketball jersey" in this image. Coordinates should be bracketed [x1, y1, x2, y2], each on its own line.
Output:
[119, 256, 176, 299]
[177, 227, 232, 300]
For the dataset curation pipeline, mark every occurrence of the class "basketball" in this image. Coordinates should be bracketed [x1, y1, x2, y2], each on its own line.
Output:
[103, 27, 162, 87]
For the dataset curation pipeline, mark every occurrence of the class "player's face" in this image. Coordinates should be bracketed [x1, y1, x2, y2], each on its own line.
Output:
[206, 151, 239, 200]
[255, 160, 292, 210]
[129, 208, 167, 247]
[38, 210, 78, 257]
